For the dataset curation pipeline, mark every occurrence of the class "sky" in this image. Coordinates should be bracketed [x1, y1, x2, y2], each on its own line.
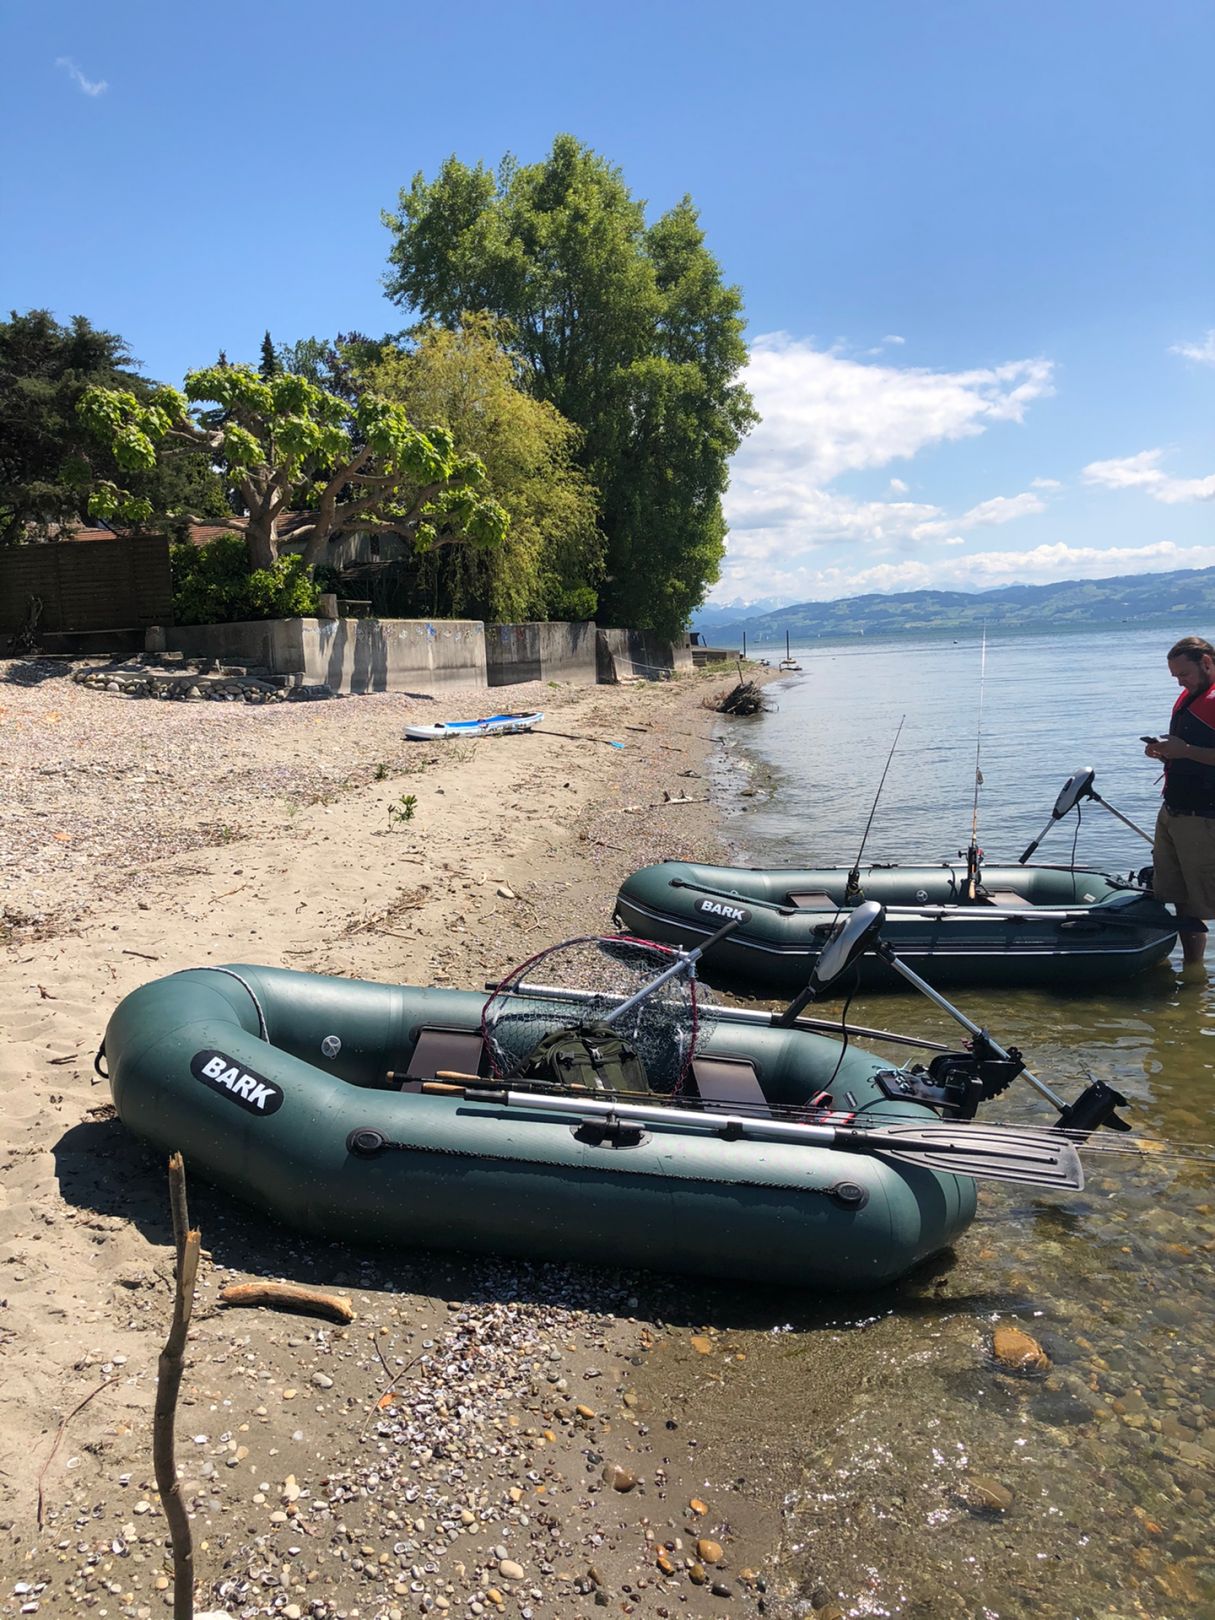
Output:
[2, 0, 1212, 605]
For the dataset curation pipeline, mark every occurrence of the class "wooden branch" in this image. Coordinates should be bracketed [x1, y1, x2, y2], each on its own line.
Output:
[36, 1378, 113, 1529]
[218, 1281, 354, 1324]
[154, 1153, 200, 1620]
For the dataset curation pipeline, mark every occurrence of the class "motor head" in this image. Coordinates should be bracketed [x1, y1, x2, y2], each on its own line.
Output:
[806, 900, 886, 996]
[1052, 767, 1096, 819]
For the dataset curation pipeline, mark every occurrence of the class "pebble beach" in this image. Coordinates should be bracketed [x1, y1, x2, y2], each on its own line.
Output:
[1, 655, 787, 1620]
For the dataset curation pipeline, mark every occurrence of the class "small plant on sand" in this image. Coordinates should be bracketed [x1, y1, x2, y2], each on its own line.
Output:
[388, 793, 418, 828]
[374, 762, 391, 781]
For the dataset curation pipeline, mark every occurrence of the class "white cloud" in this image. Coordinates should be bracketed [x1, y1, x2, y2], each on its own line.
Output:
[714, 540, 1215, 604]
[1170, 329, 1215, 365]
[960, 492, 1047, 526]
[732, 335, 1054, 492]
[1082, 449, 1215, 505]
[56, 56, 108, 95]
[882, 335, 906, 346]
[889, 477, 909, 494]
[1031, 477, 1062, 490]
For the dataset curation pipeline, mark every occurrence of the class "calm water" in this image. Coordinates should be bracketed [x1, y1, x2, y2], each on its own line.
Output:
[708, 630, 1214, 1618]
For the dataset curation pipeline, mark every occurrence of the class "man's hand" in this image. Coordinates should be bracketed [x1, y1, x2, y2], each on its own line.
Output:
[1145, 736, 1188, 761]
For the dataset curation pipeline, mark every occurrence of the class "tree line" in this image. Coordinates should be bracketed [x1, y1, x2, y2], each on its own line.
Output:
[2, 136, 756, 638]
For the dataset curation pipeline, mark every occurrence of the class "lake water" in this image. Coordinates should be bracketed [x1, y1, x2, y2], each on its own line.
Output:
[705, 629, 1214, 1618]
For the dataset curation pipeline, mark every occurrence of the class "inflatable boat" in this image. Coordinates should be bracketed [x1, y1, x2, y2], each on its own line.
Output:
[615, 860, 1177, 991]
[99, 957, 1018, 1290]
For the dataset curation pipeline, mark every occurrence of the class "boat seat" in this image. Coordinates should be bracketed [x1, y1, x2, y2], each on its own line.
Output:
[787, 891, 836, 910]
[689, 1056, 771, 1116]
[392, 1026, 486, 1092]
[984, 889, 1035, 909]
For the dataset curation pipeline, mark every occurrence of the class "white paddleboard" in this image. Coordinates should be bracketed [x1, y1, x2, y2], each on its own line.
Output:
[404, 710, 544, 741]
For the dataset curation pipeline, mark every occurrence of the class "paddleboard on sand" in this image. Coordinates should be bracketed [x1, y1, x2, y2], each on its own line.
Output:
[404, 711, 544, 741]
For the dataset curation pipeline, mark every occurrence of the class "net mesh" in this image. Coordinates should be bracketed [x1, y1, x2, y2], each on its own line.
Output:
[480, 933, 718, 1095]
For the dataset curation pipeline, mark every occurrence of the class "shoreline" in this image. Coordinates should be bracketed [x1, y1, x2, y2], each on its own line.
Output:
[1, 657, 787, 1620]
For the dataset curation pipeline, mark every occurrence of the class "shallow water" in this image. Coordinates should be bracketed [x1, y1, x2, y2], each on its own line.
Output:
[703, 630, 1214, 1618]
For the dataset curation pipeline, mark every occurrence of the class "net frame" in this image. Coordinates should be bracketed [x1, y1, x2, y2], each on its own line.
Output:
[479, 932, 708, 1095]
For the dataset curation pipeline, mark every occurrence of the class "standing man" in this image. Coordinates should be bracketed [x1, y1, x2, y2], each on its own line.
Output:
[1145, 635, 1215, 969]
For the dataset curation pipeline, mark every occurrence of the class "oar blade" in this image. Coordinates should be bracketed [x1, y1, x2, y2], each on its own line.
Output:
[861, 1122, 1085, 1191]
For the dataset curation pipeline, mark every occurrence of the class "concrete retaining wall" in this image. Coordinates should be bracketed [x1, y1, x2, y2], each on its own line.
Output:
[485, 621, 598, 687]
[596, 628, 694, 682]
[161, 616, 687, 693]
[301, 618, 486, 693]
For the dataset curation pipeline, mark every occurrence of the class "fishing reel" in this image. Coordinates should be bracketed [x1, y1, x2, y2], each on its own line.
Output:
[874, 1031, 1024, 1121]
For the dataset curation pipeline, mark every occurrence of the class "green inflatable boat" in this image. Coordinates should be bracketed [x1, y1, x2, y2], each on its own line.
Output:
[101, 957, 1012, 1290]
[615, 860, 1177, 992]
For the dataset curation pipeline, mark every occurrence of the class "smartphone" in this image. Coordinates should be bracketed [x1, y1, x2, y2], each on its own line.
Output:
[1140, 735, 1162, 744]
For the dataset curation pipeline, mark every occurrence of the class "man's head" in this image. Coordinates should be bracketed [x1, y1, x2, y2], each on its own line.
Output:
[1167, 635, 1215, 694]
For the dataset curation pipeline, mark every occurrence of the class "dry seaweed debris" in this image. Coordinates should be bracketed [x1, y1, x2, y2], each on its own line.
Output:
[704, 678, 769, 716]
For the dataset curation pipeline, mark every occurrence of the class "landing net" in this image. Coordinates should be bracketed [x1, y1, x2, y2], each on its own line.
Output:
[481, 933, 717, 1095]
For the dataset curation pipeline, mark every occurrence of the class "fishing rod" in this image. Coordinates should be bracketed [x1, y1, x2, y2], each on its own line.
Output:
[965, 629, 987, 901]
[843, 715, 906, 903]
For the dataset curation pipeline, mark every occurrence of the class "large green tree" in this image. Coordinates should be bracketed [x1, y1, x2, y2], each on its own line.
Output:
[383, 135, 757, 635]
[0, 309, 225, 545]
[363, 315, 602, 622]
[77, 364, 509, 574]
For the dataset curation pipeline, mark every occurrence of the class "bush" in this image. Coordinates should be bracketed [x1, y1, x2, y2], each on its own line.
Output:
[170, 534, 321, 624]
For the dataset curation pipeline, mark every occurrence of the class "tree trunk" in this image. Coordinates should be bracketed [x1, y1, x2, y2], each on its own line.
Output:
[244, 513, 276, 572]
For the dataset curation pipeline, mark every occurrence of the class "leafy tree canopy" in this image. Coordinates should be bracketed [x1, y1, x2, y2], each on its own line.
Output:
[361, 315, 602, 622]
[383, 135, 757, 636]
[0, 308, 225, 545]
[77, 361, 510, 575]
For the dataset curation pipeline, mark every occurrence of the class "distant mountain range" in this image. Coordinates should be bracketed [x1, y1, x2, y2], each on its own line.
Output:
[691, 565, 1215, 645]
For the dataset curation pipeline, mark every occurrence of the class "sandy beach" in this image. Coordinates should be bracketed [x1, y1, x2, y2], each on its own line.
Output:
[1, 656, 788, 1620]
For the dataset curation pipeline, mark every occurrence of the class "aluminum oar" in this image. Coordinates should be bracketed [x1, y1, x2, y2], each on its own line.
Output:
[457, 1088, 1084, 1191]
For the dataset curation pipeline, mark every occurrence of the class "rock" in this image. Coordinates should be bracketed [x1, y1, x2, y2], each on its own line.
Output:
[965, 1475, 1015, 1513]
[498, 1559, 525, 1581]
[690, 1335, 713, 1355]
[688, 1563, 708, 1585]
[603, 1463, 638, 1492]
[697, 1538, 724, 1565]
[688, 1497, 709, 1516]
[656, 1550, 676, 1575]
[312, 1372, 333, 1388]
[992, 1323, 1051, 1373]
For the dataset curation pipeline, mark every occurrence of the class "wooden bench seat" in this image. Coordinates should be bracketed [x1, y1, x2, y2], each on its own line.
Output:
[786, 891, 837, 910]
[984, 889, 1035, 909]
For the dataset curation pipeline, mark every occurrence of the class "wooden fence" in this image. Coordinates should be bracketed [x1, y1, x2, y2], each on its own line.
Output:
[0, 538, 173, 633]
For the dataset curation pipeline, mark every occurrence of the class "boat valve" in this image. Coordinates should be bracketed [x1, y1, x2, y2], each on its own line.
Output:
[347, 1127, 388, 1157]
[1054, 1080, 1131, 1138]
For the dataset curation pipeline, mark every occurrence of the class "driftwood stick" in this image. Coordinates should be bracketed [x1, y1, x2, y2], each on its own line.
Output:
[154, 1153, 200, 1620]
[218, 1281, 355, 1324]
[36, 1377, 113, 1529]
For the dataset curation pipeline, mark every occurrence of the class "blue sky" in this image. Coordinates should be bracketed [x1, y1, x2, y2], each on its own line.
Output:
[2, 0, 1211, 604]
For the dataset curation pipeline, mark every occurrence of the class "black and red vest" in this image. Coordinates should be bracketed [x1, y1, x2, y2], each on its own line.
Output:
[1165, 681, 1215, 815]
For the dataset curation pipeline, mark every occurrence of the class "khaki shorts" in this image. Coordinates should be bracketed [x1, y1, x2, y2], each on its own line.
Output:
[1153, 805, 1215, 920]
